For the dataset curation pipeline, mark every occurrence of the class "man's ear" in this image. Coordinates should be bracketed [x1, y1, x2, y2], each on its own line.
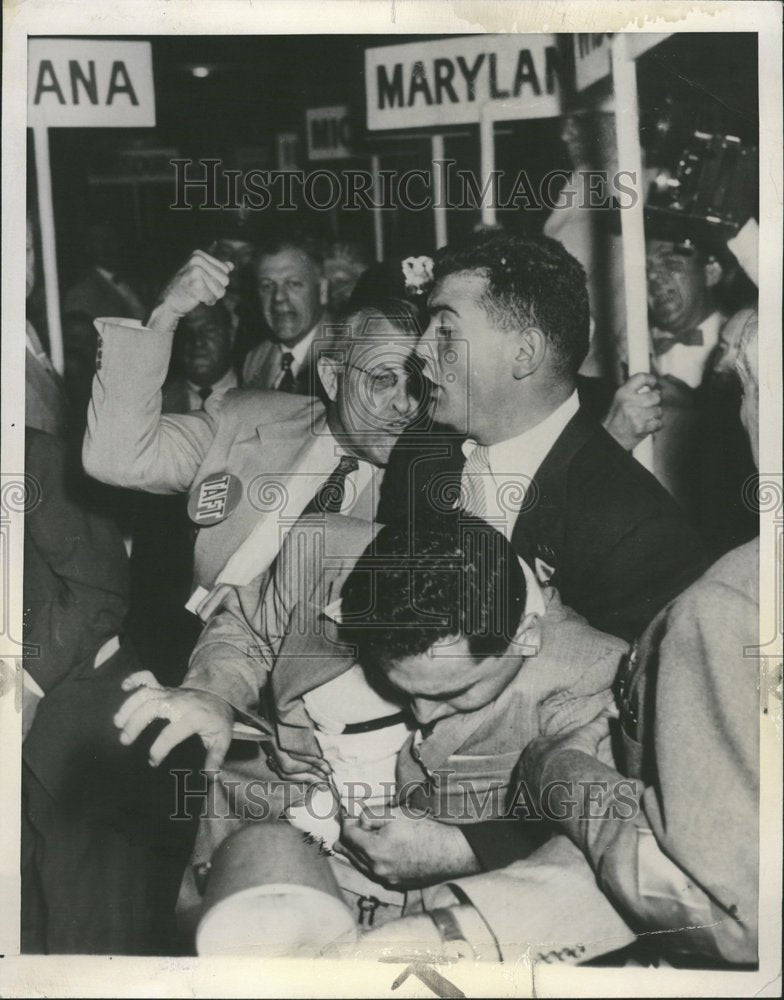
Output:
[511, 327, 547, 380]
[319, 277, 330, 307]
[704, 257, 723, 289]
[317, 354, 340, 402]
[511, 612, 541, 656]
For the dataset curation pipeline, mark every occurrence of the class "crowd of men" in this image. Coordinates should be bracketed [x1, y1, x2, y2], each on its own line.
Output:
[22, 155, 761, 967]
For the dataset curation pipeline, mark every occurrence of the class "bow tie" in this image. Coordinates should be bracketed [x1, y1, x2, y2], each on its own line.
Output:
[652, 326, 704, 356]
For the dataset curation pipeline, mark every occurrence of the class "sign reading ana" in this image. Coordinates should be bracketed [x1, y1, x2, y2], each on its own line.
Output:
[366, 34, 561, 130]
[306, 106, 354, 160]
[28, 39, 155, 127]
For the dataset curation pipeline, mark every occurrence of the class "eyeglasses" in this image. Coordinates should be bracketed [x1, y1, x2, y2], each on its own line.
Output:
[344, 362, 403, 392]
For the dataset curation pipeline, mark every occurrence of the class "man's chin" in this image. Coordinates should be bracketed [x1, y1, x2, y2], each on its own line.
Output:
[432, 398, 467, 434]
[271, 320, 306, 344]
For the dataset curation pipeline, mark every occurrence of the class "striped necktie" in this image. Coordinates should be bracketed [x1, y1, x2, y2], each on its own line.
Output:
[278, 351, 296, 393]
[461, 444, 492, 519]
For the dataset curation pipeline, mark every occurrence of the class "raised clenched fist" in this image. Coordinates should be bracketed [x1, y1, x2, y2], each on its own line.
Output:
[149, 250, 233, 332]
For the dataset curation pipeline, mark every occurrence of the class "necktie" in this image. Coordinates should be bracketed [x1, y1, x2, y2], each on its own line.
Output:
[461, 444, 492, 519]
[652, 327, 704, 356]
[278, 352, 296, 393]
[302, 455, 360, 515]
[198, 386, 212, 410]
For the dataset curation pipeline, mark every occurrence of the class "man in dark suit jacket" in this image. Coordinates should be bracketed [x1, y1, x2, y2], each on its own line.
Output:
[380, 232, 707, 646]
[22, 429, 194, 954]
[375, 233, 707, 874]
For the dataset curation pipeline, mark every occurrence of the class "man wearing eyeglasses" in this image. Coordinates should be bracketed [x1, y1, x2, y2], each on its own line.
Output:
[83, 249, 426, 619]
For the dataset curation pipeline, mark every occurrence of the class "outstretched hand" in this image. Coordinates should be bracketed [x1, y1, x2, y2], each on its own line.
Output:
[114, 670, 234, 772]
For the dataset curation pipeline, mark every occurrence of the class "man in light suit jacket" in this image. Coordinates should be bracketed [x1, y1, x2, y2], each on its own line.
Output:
[114, 514, 627, 946]
[128, 302, 239, 684]
[241, 231, 331, 400]
[83, 250, 424, 616]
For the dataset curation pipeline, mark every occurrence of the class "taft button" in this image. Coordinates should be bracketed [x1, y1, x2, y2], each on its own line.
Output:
[188, 471, 242, 526]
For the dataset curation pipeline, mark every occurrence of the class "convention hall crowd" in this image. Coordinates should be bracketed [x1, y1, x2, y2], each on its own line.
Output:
[22, 77, 762, 968]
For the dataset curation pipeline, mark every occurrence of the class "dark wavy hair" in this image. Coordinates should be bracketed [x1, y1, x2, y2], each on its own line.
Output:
[340, 513, 526, 673]
[432, 232, 590, 377]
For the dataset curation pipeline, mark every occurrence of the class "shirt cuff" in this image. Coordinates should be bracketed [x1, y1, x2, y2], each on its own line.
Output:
[93, 317, 146, 333]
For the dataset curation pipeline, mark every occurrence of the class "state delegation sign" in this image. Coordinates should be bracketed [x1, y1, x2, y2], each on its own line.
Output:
[28, 38, 155, 127]
[365, 35, 561, 131]
[306, 106, 354, 161]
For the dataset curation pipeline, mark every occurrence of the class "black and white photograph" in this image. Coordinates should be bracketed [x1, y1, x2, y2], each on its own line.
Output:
[1, 1, 781, 996]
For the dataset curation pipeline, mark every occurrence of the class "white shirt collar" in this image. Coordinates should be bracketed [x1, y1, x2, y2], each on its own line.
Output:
[278, 323, 318, 372]
[185, 367, 238, 398]
[459, 391, 579, 607]
[653, 311, 725, 389]
[462, 389, 580, 490]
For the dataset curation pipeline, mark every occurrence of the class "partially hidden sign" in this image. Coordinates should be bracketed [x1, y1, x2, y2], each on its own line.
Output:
[573, 33, 614, 92]
[574, 33, 672, 92]
[365, 34, 561, 131]
[28, 39, 155, 127]
[306, 105, 354, 160]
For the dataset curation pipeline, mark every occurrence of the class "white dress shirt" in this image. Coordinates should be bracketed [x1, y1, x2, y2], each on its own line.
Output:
[184, 368, 238, 411]
[652, 311, 725, 390]
[273, 326, 318, 388]
[461, 390, 580, 539]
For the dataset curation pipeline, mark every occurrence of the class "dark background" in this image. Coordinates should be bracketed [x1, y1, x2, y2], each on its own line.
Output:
[29, 32, 758, 306]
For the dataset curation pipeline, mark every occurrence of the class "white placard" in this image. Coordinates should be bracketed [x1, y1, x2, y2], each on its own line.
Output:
[574, 32, 614, 91]
[306, 105, 353, 160]
[28, 38, 155, 127]
[366, 34, 561, 130]
[277, 132, 302, 170]
[574, 32, 671, 91]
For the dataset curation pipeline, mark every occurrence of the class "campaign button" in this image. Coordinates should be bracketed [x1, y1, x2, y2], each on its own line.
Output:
[188, 472, 242, 526]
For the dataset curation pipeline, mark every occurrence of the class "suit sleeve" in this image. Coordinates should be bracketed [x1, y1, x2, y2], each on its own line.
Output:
[82, 318, 220, 493]
[184, 520, 316, 715]
[24, 432, 129, 693]
[573, 508, 709, 644]
[532, 574, 759, 964]
[462, 604, 626, 871]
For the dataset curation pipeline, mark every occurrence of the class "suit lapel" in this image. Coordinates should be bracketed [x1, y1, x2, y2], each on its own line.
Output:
[511, 407, 596, 575]
[415, 697, 503, 775]
[211, 407, 339, 588]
